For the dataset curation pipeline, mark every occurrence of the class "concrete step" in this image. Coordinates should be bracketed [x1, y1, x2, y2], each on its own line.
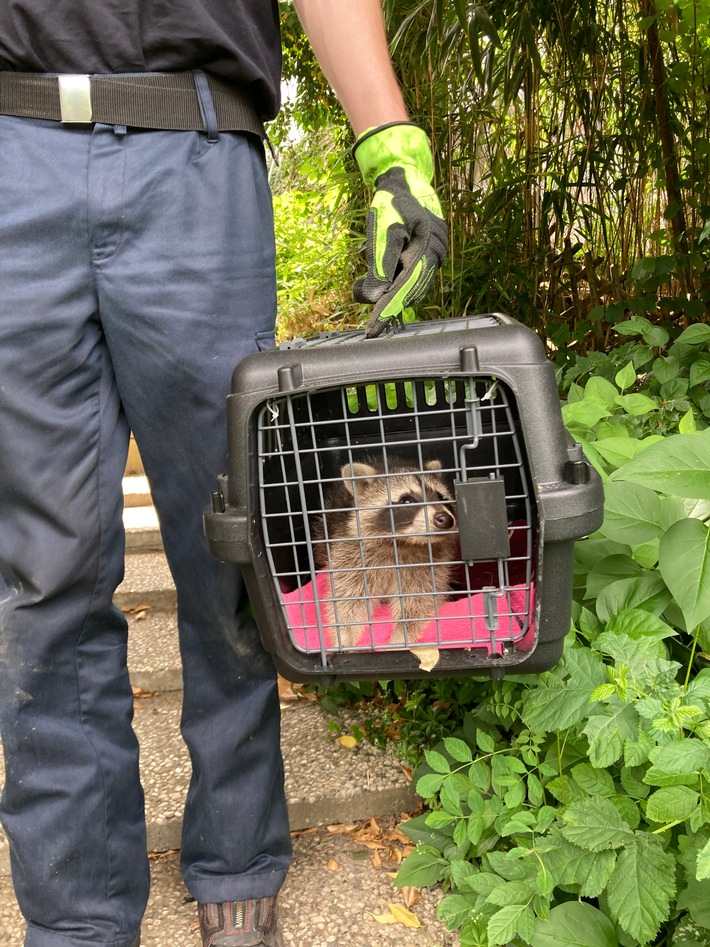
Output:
[124, 505, 163, 553]
[116, 551, 176, 611]
[123, 475, 152, 508]
[127, 608, 183, 693]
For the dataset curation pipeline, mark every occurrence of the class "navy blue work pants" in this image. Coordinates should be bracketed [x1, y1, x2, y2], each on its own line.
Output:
[0, 115, 291, 946]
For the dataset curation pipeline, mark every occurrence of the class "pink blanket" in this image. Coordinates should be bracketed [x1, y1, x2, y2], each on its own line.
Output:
[282, 571, 535, 655]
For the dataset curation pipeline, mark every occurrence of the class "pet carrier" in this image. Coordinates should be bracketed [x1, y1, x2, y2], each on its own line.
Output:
[204, 314, 603, 683]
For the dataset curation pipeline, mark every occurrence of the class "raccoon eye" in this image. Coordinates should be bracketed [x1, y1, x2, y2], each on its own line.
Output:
[398, 493, 416, 504]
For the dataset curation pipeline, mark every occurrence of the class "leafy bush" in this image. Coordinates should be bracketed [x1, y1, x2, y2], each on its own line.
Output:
[390, 320, 710, 946]
[271, 128, 364, 340]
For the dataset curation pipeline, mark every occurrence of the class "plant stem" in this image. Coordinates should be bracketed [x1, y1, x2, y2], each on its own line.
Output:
[684, 624, 701, 689]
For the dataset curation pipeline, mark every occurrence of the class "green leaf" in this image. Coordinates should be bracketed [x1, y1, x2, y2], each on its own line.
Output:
[486, 850, 531, 881]
[425, 749, 452, 774]
[468, 759, 491, 793]
[521, 679, 593, 732]
[594, 631, 667, 665]
[610, 794, 641, 830]
[624, 732, 655, 767]
[678, 408, 697, 434]
[476, 730, 496, 753]
[686, 668, 710, 705]
[583, 704, 640, 769]
[614, 315, 669, 348]
[486, 880, 535, 907]
[444, 737, 473, 763]
[586, 556, 641, 600]
[620, 766, 651, 800]
[601, 482, 663, 544]
[595, 573, 671, 622]
[468, 871, 505, 896]
[605, 608, 676, 639]
[417, 773, 445, 797]
[697, 838, 710, 881]
[521, 652, 604, 733]
[676, 875, 710, 928]
[395, 848, 447, 887]
[425, 810, 456, 829]
[437, 893, 475, 931]
[652, 356, 680, 384]
[561, 797, 633, 852]
[571, 763, 615, 796]
[648, 739, 710, 776]
[562, 400, 612, 429]
[488, 904, 536, 946]
[615, 362, 637, 392]
[542, 834, 617, 898]
[546, 775, 587, 805]
[611, 433, 710, 500]
[397, 812, 451, 850]
[586, 375, 621, 408]
[531, 901, 619, 947]
[440, 778, 463, 815]
[615, 393, 659, 416]
[676, 323, 710, 345]
[607, 836, 676, 944]
[690, 356, 710, 388]
[592, 437, 653, 470]
[659, 518, 710, 629]
[645, 786, 700, 823]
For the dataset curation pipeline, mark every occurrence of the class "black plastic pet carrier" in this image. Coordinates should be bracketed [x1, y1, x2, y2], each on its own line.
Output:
[204, 314, 603, 683]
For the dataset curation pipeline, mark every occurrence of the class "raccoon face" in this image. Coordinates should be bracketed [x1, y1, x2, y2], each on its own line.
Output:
[340, 459, 457, 543]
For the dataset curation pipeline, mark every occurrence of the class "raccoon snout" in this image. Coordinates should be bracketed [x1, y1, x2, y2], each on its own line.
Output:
[433, 510, 455, 530]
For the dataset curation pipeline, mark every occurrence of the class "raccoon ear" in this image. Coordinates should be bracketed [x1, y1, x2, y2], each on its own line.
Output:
[341, 462, 377, 494]
[425, 459, 443, 471]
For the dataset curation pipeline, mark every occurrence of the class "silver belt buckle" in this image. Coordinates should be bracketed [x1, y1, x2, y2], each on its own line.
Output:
[58, 74, 92, 123]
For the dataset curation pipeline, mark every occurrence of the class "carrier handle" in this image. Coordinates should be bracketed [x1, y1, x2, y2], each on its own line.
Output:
[364, 311, 406, 339]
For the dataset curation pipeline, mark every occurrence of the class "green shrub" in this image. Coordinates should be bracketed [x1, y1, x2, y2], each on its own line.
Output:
[389, 320, 710, 946]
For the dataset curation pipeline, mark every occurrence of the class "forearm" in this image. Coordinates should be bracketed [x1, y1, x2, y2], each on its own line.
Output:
[292, 0, 408, 136]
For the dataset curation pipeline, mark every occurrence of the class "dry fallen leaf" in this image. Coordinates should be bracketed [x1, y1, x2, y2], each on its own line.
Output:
[413, 646, 441, 672]
[337, 734, 358, 748]
[290, 827, 318, 838]
[400, 886, 422, 909]
[372, 912, 397, 925]
[389, 903, 422, 928]
[326, 823, 358, 834]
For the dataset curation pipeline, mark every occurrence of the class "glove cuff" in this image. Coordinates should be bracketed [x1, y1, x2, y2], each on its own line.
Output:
[353, 122, 434, 189]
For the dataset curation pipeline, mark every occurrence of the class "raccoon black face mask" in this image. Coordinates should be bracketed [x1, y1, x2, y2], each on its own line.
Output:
[312, 457, 457, 647]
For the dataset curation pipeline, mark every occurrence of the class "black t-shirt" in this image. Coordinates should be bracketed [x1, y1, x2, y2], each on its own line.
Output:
[0, 0, 282, 119]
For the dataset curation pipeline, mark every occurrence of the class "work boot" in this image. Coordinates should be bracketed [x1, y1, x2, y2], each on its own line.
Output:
[198, 897, 283, 947]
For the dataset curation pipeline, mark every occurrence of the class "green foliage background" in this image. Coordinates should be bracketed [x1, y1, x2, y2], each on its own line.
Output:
[273, 0, 710, 347]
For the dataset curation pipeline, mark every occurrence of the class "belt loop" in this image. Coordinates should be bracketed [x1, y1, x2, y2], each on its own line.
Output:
[192, 70, 219, 142]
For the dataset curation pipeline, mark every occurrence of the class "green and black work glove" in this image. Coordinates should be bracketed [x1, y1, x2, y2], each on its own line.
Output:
[353, 122, 447, 338]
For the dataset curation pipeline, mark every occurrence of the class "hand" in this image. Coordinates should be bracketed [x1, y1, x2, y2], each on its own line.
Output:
[352, 123, 447, 338]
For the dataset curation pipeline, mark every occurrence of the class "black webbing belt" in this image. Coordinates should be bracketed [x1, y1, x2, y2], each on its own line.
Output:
[0, 71, 265, 137]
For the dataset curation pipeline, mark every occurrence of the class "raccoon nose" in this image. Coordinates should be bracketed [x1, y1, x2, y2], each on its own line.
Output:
[433, 511, 454, 530]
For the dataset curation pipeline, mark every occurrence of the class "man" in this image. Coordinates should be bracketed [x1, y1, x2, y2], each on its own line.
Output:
[0, 2, 446, 945]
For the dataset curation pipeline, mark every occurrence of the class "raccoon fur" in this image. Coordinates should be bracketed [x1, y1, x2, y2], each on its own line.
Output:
[312, 457, 457, 647]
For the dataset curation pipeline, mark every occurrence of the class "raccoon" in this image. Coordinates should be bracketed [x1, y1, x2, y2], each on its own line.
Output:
[313, 457, 457, 647]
